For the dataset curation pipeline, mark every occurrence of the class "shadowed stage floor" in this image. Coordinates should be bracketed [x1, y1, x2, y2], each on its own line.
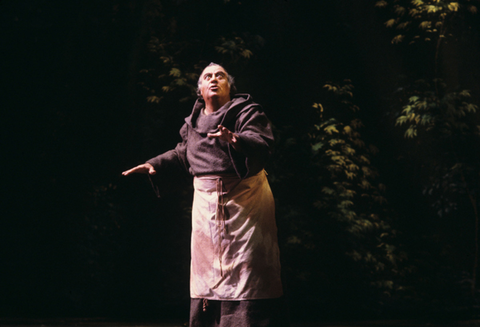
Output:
[1, 318, 480, 327]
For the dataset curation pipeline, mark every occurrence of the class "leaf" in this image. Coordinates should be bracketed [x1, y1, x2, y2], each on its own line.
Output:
[324, 125, 339, 134]
[459, 90, 471, 97]
[405, 126, 417, 138]
[169, 68, 182, 77]
[339, 200, 354, 208]
[342, 146, 356, 156]
[160, 56, 172, 64]
[375, 0, 388, 8]
[343, 125, 352, 135]
[325, 150, 341, 156]
[360, 179, 372, 189]
[329, 139, 345, 146]
[409, 96, 420, 103]
[394, 6, 407, 15]
[396, 116, 408, 125]
[417, 100, 428, 110]
[359, 155, 371, 165]
[353, 139, 365, 148]
[350, 119, 364, 129]
[391, 34, 404, 44]
[175, 78, 187, 86]
[412, 0, 423, 6]
[341, 189, 357, 198]
[376, 262, 386, 271]
[312, 142, 324, 152]
[347, 163, 359, 171]
[331, 155, 346, 165]
[349, 250, 362, 261]
[287, 235, 302, 244]
[419, 21, 431, 30]
[215, 46, 227, 54]
[427, 5, 439, 13]
[385, 19, 396, 28]
[362, 166, 373, 177]
[448, 2, 459, 12]
[373, 195, 387, 204]
[322, 187, 336, 195]
[451, 163, 463, 171]
[185, 72, 198, 81]
[466, 103, 478, 113]
[397, 21, 410, 29]
[241, 49, 253, 58]
[146, 95, 161, 103]
[420, 114, 433, 125]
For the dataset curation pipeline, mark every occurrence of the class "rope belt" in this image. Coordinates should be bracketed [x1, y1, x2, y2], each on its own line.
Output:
[216, 177, 226, 277]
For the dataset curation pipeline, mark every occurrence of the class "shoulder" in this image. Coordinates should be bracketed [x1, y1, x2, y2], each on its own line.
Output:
[179, 123, 189, 139]
[231, 94, 264, 114]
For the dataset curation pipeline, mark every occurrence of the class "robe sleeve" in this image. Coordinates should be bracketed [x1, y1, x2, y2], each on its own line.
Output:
[230, 105, 274, 178]
[145, 124, 191, 197]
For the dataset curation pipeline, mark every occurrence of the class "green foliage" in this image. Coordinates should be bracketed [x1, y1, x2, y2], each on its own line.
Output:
[311, 81, 392, 244]
[376, 0, 479, 44]
[215, 36, 254, 62]
[378, 0, 480, 303]
[393, 78, 480, 300]
[395, 79, 478, 138]
[394, 77, 480, 220]
[275, 80, 407, 310]
[379, 0, 480, 223]
[141, 36, 199, 104]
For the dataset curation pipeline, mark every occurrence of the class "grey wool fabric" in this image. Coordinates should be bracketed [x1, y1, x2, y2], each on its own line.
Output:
[146, 93, 274, 180]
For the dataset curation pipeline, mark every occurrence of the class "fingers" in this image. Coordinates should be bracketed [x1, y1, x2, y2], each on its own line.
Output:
[218, 125, 229, 133]
[207, 131, 222, 138]
[148, 166, 156, 175]
[122, 168, 135, 176]
[122, 163, 156, 176]
[207, 125, 230, 139]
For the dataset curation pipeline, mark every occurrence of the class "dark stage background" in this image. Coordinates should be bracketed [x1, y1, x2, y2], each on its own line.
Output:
[2, 0, 480, 323]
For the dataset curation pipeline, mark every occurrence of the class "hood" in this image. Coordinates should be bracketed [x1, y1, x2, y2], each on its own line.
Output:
[184, 94, 254, 134]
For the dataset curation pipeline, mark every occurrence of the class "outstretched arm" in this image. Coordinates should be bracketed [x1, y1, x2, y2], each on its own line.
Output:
[122, 162, 156, 176]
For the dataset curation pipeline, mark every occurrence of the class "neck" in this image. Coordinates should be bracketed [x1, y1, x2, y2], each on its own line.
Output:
[204, 97, 230, 115]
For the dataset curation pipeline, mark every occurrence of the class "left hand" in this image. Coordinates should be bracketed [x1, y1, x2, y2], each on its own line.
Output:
[207, 125, 239, 147]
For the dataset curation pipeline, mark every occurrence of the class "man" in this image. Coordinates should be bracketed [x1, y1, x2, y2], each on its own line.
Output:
[123, 63, 286, 326]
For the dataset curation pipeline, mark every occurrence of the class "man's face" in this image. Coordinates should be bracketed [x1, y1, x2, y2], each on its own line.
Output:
[199, 65, 231, 103]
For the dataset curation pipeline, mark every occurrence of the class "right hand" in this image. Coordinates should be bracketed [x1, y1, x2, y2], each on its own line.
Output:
[122, 163, 156, 176]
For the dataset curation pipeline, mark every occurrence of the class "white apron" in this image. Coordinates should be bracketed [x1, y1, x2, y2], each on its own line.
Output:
[190, 170, 283, 300]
